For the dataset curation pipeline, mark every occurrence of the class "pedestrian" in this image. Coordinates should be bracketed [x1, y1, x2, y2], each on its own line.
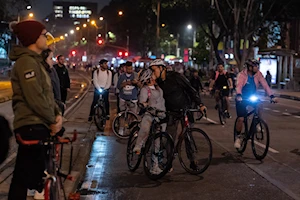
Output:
[88, 59, 112, 121]
[54, 55, 71, 103]
[117, 61, 139, 113]
[113, 63, 125, 113]
[8, 20, 62, 200]
[265, 70, 272, 87]
[190, 70, 204, 93]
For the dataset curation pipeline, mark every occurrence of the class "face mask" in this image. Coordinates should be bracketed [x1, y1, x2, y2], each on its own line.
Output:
[126, 73, 131, 77]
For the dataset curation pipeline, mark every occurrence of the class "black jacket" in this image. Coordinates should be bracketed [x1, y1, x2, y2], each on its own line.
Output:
[190, 77, 203, 91]
[158, 71, 203, 111]
[54, 64, 70, 90]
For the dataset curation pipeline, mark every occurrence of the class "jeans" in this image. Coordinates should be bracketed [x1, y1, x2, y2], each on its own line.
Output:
[89, 89, 110, 116]
[8, 124, 50, 200]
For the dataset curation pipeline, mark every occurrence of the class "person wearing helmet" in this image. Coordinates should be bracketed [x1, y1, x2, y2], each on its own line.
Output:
[234, 59, 277, 149]
[149, 59, 206, 171]
[133, 69, 166, 174]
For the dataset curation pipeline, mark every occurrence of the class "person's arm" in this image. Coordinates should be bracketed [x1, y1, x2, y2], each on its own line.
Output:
[117, 74, 125, 90]
[113, 73, 118, 88]
[65, 68, 70, 89]
[104, 71, 112, 90]
[93, 70, 101, 91]
[15, 57, 56, 124]
[235, 73, 244, 95]
[175, 73, 203, 105]
[139, 87, 148, 105]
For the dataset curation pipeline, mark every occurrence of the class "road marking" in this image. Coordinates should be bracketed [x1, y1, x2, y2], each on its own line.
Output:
[253, 141, 279, 154]
[263, 108, 270, 110]
[203, 117, 218, 124]
[272, 110, 280, 113]
[282, 112, 292, 116]
[0, 152, 17, 170]
[294, 116, 300, 119]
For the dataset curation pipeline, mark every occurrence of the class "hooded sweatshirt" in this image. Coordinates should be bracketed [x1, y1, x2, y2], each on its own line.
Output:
[9, 46, 60, 130]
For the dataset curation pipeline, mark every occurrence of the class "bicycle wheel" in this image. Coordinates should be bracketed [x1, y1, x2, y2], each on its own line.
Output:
[233, 117, 248, 154]
[127, 126, 143, 171]
[143, 132, 174, 180]
[44, 178, 59, 200]
[251, 119, 270, 160]
[113, 111, 138, 139]
[94, 105, 106, 131]
[178, 128, 212, 175]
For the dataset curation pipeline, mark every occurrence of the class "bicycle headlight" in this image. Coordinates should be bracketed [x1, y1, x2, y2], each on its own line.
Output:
[98, 88, 103, 93]
[249, 95, 258, 102]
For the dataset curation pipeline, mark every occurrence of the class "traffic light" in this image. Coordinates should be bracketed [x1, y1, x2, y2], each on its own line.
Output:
[125, 52, 129, 57]
[71, 50, 76, 56]
[118, 51, 128, 58]
[118, 51, 123, 57]
[97, 38, 103, 45]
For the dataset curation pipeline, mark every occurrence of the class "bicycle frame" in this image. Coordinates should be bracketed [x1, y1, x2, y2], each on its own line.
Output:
[241, 101, 261, 140]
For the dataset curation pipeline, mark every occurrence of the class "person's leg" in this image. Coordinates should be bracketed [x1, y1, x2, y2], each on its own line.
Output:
[234, 101, 247, 148]
[134, 114, 152, 153]
[116, 93, 120, 113]
[89, 90, 100, 117]
[214, 90, 220, 109]
[103, 90, 110, 116]
[119, 98, 126, 112]
[61, 89, 67, 103]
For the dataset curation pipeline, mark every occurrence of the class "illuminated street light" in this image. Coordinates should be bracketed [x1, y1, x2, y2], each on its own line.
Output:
[26, 5, 32, 10]
[187, 24, 192, 30]
[91, 20, 96, 25]
[60, 36, 64, 40]
[83, 23, 87, 28]
[76, 27, 80, 31]
[161, 23, 166, 28]
[118, 11, 123, 16]
[98, 34, 102, 37]
[82, 37, 86, 41]
[64, 33, 68, 37]
[70, 30, 74, 34]
[99, 17, 104, 21]
[28, 13, 34, 18]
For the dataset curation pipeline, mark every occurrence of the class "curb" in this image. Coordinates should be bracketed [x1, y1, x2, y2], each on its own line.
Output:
[0, 96, 11, 103]
[258, 91, 300, 102]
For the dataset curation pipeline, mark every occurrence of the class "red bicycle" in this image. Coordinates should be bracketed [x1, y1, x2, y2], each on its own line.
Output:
[16, 130, 77, 200]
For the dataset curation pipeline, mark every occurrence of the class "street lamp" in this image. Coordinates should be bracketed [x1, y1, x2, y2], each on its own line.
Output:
[161, 23, 166, 28]
[118, 11, 123, 16]
[83, 24, 87, 28]
[82, 37, 86, 41]
[60, 36, 64, 40]
[76, 27, 80, 31]
[64, 33, 68, 37]
[91, 20, 96, 25]
[26, 5, 32, 10]
[28, 13, 34, 18]
[99, 17, 104, 21]
[70, 30, 74, 34]
[187, 24, 192, 30]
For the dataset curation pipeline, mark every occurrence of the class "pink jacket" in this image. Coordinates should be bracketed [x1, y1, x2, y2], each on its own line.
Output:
[236, 69, 273, 97]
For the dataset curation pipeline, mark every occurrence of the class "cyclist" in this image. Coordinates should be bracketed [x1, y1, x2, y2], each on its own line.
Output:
[133, 69, 166, 174]
[209, 62, 233, 118]
[117, 61, 139, 114]
[8, 20, 62, 200]
[234, 59, 277, 148]
[88, 59, 112, 121]
[113, 63, 125, 113]
[149, 59, 206, 171]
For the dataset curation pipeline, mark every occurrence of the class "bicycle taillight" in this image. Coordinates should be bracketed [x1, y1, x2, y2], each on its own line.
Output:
[184, 115, 189, 127]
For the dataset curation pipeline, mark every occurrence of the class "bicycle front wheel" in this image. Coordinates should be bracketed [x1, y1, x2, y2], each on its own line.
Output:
[143, 132, 174, 180]
[251, 119, 270, 160]
[178, 128, 212, 175]
[44, 178, 59, 200]
[127, 126, 143, 172]
[94, 105, 106, 131]
[113, 111, 138, 139]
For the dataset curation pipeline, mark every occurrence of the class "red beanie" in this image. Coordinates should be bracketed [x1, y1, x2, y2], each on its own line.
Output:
[10, 20, 46, 47]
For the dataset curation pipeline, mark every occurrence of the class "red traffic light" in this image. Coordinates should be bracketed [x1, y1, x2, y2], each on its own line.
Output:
[118, 51, 123, 56]
[97, 39, 103, 45]
[71, 50, 76, 56]
[125, 52, 128, 57]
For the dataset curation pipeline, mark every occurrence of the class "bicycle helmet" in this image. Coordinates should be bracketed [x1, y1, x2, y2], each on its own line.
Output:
[149, 59, 166, 68]
[139, 69, 153, 85]
[245, 59, 260, 68]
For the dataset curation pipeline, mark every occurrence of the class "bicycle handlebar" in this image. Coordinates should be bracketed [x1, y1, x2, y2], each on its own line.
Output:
[16, 130, 78, 146]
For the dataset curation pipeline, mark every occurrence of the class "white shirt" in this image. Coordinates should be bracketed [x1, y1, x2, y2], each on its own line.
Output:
[93, 69, 112, 90]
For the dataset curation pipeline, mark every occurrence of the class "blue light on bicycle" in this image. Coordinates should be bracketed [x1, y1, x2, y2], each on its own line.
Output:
[98, 88, 103, 93]
[249, 95, 258, 102]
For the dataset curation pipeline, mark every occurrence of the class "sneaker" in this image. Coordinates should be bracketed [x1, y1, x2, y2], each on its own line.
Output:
[224, 110, 231, 118]
[88, 116, 92, 122]
[106, 115, 110, 120]
[34, 190, 44, 200]
[234, 137, 242, 149]
[150, 165, 163, 175]
[190, 161, 199, 171]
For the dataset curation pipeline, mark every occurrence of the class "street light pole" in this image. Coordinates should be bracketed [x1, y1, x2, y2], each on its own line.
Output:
[156, 0, 161, 57]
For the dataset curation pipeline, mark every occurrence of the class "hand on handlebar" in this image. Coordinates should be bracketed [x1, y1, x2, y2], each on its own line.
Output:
[50, 115, 63, 136]
[236, 94, 243, 102]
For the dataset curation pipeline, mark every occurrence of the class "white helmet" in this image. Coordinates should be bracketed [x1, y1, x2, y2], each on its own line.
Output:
[139, 69, 153, 85]
[149, 59, 166, 67]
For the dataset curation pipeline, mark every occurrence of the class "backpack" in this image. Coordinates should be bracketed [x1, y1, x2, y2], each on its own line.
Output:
[0, 115, 12, 164]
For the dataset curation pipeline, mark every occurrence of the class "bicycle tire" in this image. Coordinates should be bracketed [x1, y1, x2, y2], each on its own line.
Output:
[44, 178, 59, 200]
[234, 117, 247, 154]
[178, 128, 212, 175]
[112, 111, 138, 139]
[251, 119, 270, 160]
[143, 132, 174, 180]
[126, 126, 143, 172]
[94, 105, 106, 131]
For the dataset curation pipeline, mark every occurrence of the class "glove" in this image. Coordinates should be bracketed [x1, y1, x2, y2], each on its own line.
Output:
[236, 94, 242, 102]
[270, 95, 278, 103]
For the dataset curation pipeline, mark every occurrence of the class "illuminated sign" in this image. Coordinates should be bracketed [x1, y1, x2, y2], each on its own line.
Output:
[54, 5, 63, 18]
[69, 6, 92, 19]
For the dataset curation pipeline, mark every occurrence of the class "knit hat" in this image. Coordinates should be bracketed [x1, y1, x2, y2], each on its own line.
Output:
[10, 20, 46, 47]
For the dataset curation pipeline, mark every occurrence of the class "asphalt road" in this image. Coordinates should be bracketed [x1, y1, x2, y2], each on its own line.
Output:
[77, 93, 300, 200]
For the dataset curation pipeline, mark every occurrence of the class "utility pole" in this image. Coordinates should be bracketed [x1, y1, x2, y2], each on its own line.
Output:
[156, 0, 161, 57]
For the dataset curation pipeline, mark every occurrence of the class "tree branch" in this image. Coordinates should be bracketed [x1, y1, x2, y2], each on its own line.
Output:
[215, 0, 229, 31]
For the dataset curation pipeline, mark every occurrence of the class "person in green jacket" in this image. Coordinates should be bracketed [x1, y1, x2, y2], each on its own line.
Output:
[8, 20, 62, 200]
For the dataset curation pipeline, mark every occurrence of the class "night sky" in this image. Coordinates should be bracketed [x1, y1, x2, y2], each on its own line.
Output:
[31, 0, 111, 20]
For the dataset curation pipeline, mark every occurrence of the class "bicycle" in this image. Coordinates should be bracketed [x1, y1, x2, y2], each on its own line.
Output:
[234, 95, 273, 160]
[171, 108, 212, 175]
[93, 88, 106, 131]
[112, 100, 138, 139]
[126, 106, 174, 180]
[216, 87, 230, 125]
[16, 130, 78, 200]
